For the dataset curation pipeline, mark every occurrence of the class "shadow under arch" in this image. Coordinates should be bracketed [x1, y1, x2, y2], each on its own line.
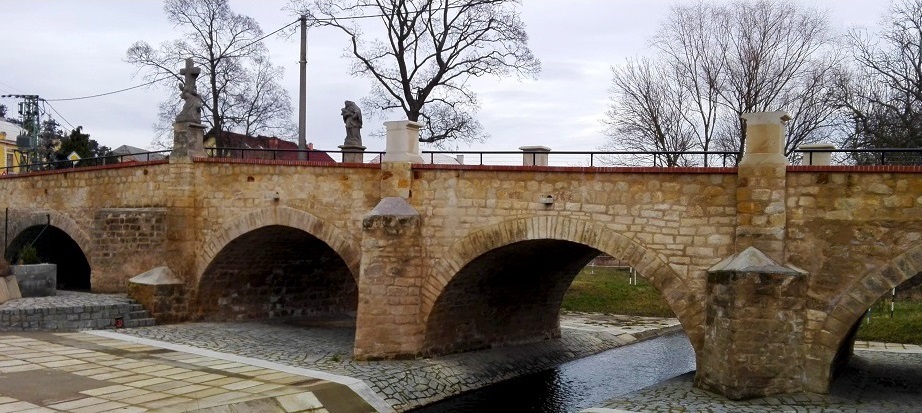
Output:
[422, 216, 704, 356]
[5, 211, 92, 291]
[806, 244, 922, 393]
[193, 207, 361, 321]
[196, 206, 361, 284]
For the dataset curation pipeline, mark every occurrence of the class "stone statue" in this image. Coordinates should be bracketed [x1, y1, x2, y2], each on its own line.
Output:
[176, 58, 203, 124]
[341, 100, 363, 147]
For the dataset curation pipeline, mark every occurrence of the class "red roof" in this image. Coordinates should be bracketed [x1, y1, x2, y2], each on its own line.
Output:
[206, 130, 336, 163]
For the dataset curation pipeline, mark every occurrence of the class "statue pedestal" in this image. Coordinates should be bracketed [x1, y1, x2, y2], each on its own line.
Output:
[171, 122, 207, 162]
[383, 121, 424, 164]
[338, 145, 367, 164]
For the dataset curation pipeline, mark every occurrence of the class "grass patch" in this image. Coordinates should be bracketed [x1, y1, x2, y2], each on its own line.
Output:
[856, 300, 922, 344]
[562, 266, 673, 317]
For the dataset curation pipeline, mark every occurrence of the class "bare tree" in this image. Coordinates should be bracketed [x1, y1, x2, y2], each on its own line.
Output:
[294, 0, 540, 146]
[602, 59, 696, 167]
[604, 0, 839, 166]
[127, 0, 294, 148]
[836, 0, 922, 153]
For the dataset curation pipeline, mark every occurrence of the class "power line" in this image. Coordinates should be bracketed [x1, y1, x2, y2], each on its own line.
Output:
[43, 100, 75, 130]
[44, 77, 168, 102]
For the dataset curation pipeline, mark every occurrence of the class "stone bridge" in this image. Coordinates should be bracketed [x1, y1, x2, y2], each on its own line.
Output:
[2, 114, 922, 400]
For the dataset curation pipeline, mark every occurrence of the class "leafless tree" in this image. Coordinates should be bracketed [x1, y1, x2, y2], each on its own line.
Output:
[294, 0, 540, 146]
[602, 59, 697, 167]
[126, 0, 294, 148]
[835, 0, 922, 154]
[604, 0, 839, 166]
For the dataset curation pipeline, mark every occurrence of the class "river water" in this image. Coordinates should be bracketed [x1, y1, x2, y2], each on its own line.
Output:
[410, 331, 696, 413]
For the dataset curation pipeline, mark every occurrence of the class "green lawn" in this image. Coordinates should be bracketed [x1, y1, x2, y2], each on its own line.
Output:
[562, 266, 673, 317]
[563, 266, 922, 345]
[856, 299, 922, 344]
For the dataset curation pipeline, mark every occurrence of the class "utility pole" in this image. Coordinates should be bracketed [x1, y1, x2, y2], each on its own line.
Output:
[298, 15, 308, 160]
[1, 94, 42, 166]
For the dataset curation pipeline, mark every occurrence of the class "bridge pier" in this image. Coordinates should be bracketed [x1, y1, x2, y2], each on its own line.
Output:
[696, 111, 816, 399]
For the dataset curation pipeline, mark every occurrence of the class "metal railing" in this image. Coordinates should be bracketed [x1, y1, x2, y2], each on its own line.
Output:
[204, 147, 385, 163]
[5, 147, 921, 176]
[417, 150, 740, 167]
[793, 148, 922, 166]
[1, 151, 171, 176]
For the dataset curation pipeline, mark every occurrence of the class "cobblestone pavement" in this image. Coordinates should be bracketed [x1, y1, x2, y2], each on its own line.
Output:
[116, 312, 682, 412]
[0, 291, 132, 309]
[0, 331, 376, 413]
[587, 347, 922, 413]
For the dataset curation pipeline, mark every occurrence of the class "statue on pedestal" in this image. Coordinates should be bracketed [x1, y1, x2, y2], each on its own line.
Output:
[176, 58, 203, 124]
[341, 101, 363, 147]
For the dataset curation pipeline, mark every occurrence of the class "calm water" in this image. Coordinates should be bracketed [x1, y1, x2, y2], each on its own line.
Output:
[410, 332, 696, 413]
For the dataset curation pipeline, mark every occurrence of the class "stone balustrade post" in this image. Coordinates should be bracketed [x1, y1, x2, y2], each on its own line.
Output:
[798, 143, 836, 166]
[735, 111, 791, 262]
[519, 146, 551, 166]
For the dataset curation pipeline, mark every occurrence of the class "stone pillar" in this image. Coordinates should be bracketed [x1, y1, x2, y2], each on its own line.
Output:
[696, 247, 808, 399]
[128, 266, 187, 324]
[735, 111, 790, 262]
[798, 143, 836, 166]
[383, 120, 424, 164]
[171, 122, 207, 161]
[354, 197, 425, 359]
[520, 145, 550, 166]
[338, 144, 366, 164]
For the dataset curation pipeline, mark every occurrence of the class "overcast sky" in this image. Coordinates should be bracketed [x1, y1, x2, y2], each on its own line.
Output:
[0, 0, 892, 154]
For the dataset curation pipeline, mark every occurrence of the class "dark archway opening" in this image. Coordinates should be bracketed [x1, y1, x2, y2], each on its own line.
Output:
[197, 225, 357, 322]
[5, 225, 91, 291]
[836, 271, 922, 367]
[425, 239, 600, 356]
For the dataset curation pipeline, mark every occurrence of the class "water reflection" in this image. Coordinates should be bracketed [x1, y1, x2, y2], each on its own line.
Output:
[410, 332, 696, 413]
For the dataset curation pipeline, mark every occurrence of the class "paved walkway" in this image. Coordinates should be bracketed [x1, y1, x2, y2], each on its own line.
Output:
[0, 331, 378, 413]
[0, 296, 683, 413]
[585, 342, 922, 413]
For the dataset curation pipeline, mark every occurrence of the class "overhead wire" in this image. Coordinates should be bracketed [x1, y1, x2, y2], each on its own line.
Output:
[42, 100, 75, 130]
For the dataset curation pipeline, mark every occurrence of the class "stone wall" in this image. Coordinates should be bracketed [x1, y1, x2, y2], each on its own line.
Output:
[786, 168, 922, 391]
[410, 166, 740, 357]
[92, 208, 168, 292]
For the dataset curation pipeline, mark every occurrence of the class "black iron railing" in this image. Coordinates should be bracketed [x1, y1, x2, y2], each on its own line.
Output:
[1, 151, 171, 176]
[5, 147, 922, 176]
[793, 148, 922, 166]
[204, 147, 385, 162]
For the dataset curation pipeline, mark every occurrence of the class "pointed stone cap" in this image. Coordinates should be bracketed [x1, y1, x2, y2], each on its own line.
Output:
[709, 247, 806, 276]
[129, 266, 182, 286]
[367, 197, 419, 218]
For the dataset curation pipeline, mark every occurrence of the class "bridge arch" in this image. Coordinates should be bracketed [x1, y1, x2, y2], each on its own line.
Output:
[4, 211, 93, 290]
[196, 206, 360, 283]
[194, 206, 361, 321]
[422, 216, 704, 356]
[807, 244, 922, 392]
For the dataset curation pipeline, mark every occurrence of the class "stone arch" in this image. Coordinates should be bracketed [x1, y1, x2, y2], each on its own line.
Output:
[805, 244, 922, 393]
[423, 216, 705, 353]
[196, 206, 361, 285]
[4, 210, 92, 262]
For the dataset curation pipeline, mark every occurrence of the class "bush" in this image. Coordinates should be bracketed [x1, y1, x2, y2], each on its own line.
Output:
[17, 245, 41, 265]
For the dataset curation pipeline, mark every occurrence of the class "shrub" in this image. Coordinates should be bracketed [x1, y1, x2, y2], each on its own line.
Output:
[17, 245, 41, 265]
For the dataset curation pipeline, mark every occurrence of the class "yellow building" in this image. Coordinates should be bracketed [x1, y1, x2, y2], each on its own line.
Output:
[0, 118, 23, 174]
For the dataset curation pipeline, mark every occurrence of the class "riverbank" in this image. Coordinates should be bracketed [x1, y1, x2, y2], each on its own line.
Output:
[587, 343, 922, 413]
[116, 312, 681, 412]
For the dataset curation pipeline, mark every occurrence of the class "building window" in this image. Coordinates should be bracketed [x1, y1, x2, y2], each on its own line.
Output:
[5, 153, 13, 172]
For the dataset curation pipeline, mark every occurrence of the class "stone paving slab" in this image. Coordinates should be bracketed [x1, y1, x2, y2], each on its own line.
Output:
[116, 312, 682, 412]
[0, 331, 377, 413]
[586, 348, 922, 413]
